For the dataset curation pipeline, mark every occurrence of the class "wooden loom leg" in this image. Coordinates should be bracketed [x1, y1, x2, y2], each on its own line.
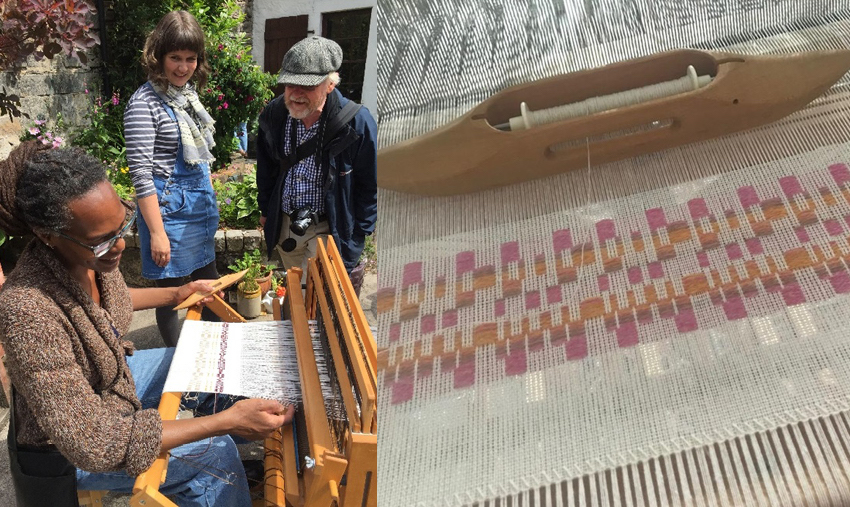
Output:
[129, 486, 176, 507]
[264, 425, 300, 507]
[342, 433, 378, 507]
[267, 294, 300, 506]
[304, 454, 348, 507]
[130, 391, 181, 507]
[76, 489, 105, 505]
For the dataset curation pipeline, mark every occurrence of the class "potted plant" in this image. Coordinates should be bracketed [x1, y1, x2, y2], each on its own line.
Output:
[234, 248, 274, 294]
[228, 250, 263, 318]
[262, 273, 287, 314]
[256, 262, 274, 294]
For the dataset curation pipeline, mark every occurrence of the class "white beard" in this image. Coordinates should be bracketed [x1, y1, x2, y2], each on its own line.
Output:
[285, 94, 327, 121]
[286, 103, 313, 119]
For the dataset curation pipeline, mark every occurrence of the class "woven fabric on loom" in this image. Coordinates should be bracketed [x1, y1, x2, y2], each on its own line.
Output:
[163, 320, 321, 406]
[378, 2, 850, 506]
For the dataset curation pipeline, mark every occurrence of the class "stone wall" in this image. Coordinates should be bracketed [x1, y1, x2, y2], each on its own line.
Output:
[0, 54, 100, 160]
[236, 0, 254, 44]
[121, 229, 269, 287]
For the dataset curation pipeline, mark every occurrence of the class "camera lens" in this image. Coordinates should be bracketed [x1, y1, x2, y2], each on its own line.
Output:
[290, 218, 309, 236]
[281, 238, 297, 252]
[289, 208, 314, 236]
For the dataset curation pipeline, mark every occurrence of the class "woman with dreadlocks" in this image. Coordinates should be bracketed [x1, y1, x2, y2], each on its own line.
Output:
[0, 142, 293, 506]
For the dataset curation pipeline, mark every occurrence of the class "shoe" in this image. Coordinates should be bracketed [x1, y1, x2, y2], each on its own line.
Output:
[238, 149, 248, 158]
[242, 459, 265, 490]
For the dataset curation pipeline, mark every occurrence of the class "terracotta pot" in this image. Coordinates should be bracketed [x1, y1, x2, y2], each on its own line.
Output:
[256, 272, 272, 294]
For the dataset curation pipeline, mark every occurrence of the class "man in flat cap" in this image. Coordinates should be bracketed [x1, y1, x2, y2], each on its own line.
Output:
[256, 35, 377, 285]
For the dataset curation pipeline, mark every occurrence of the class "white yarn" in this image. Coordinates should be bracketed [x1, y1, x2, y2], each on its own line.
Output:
[507, 66, 712, 131]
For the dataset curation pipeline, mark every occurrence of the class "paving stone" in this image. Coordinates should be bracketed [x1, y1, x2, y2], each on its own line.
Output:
[225, 229, 244, 252]
[214, 229, 226, 253]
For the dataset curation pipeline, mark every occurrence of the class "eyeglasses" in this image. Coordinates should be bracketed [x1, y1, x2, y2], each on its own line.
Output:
[54, 201, 137, 258]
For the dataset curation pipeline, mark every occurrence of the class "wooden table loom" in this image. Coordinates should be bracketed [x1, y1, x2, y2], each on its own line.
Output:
[124, 237, 377, 507]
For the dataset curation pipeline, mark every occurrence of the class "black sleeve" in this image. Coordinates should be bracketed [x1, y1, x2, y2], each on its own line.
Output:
[256, 108, 279, 218]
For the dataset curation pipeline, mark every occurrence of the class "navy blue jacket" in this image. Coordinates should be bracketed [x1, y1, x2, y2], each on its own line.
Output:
[256, 89, 377, 270]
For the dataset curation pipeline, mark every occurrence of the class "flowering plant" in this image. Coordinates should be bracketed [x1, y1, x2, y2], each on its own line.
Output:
[269, 272, 286, 298]
[73, 90, 126, 167]
[197, 1, 274, 167]
[20, 117, 65, 148]
[106, 166, 134, 201]
[72, 89, 132, 198]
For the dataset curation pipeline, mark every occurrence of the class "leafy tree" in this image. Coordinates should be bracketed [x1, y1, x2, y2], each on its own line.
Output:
[0, 0, 100, 119]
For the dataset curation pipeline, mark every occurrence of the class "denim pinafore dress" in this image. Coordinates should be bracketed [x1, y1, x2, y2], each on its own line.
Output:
[137, 97, 219, 279]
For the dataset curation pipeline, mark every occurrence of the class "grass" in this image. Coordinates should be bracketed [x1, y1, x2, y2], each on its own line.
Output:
[363, 231, 377, 273]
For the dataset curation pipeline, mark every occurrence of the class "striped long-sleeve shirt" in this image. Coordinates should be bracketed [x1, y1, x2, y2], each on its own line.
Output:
[124, 82, 179, 198]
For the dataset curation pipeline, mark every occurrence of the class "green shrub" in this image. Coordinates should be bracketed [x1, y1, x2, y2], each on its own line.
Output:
[198, 2, 275, 168]
[214, 168, 261, 229]
[69, 90, 135, 199]
[73, 91, 127, 169]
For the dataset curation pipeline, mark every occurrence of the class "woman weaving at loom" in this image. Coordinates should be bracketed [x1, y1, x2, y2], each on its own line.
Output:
[0, 141, 294, 506]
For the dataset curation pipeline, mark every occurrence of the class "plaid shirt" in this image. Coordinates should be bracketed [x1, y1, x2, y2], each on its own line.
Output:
[281, 116, 325, 215]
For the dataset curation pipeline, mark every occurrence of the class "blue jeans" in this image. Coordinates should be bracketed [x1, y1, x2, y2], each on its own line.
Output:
[76, 348, 252, 507]
[234, 121, 248, 152]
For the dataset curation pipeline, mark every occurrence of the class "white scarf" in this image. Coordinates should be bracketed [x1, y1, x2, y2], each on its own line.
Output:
[151, 81, 216, 166]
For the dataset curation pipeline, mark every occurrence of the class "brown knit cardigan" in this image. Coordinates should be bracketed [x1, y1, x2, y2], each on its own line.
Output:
[0, 240, 162, 475]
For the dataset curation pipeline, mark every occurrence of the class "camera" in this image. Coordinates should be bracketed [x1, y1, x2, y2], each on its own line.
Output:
[289, 207, 318, 236]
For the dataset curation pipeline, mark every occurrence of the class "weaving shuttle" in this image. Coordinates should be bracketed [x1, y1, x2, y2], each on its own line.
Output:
[378, 49, 850, 196]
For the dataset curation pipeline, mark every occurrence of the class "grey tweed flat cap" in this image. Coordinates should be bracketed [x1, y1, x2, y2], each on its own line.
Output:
[278, 36, 343, 86]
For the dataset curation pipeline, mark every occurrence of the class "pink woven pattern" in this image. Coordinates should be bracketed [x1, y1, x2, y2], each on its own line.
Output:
[379, 163, 850, 404]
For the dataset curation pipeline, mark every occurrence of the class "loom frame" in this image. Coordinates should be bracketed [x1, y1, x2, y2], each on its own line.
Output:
[129, 237, 377, 507]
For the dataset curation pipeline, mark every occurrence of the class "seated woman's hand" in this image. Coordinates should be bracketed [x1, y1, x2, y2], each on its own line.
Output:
[174, 280, 222, 306]
[221, 399, 294, 441]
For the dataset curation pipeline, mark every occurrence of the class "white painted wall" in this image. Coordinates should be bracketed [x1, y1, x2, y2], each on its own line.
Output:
[253, 0, 377, 114]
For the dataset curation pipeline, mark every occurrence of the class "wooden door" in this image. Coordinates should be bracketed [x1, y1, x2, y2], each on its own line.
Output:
[322, 8, 372, 103]
[265, 15, 309, 97]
